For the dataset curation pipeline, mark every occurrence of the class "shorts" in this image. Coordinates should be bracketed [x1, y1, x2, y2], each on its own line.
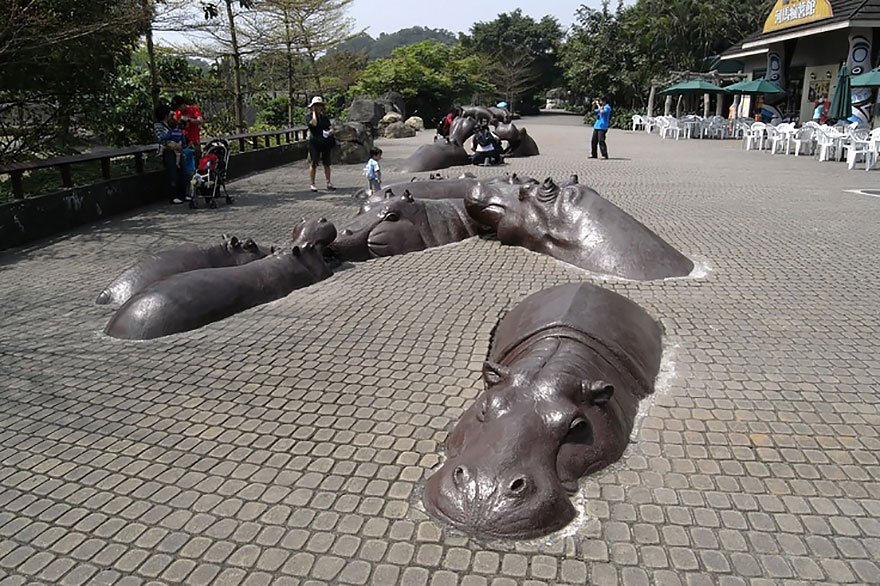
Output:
[308, 141, 333, 166]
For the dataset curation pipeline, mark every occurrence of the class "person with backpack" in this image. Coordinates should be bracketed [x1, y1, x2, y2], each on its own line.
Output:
[471, 121, 501, 165]
[306, 96, 336, 192]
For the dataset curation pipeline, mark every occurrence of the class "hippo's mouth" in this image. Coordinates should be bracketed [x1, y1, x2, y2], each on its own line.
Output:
[366, 236, 393, 257]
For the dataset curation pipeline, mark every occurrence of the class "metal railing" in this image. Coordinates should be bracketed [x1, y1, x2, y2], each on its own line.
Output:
[0, 126, 309, 200]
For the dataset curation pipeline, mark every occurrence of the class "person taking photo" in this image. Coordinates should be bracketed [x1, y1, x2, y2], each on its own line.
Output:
[306, 96, 335, 192]
[590, 97, 611, 160]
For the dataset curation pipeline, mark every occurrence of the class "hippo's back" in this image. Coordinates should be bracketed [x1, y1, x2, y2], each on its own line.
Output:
[491, 283, 662, 398]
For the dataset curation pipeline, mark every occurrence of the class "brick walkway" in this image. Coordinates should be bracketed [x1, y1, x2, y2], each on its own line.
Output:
[0, 115, 878, 586]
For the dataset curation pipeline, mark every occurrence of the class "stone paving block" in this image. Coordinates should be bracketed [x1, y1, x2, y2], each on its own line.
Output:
[1, 117, 879, 586]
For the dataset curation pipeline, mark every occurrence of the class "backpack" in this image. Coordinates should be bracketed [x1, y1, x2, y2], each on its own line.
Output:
[475, 127, 494, 147]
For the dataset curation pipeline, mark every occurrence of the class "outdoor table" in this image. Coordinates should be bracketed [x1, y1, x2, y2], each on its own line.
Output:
[682, 120, 702, 139]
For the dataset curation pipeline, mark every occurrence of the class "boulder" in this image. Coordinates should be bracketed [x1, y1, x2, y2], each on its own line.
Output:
[379, 91, 406, 119]
[404, 116, 424, 131]
[381, 112, 403, 124]
[348, 98, 383, 127]
[384, 121, 416, 139]
[332, 121, 374, 164]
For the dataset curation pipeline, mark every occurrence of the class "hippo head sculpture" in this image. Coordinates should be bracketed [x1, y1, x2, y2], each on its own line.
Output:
[329, 193, 482, 262]
[424, 282, 662, 539]
[465, 178, 693, 281]
[291, 217, 337, 249]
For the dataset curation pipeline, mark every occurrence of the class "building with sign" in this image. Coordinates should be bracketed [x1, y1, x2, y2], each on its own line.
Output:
[721, 0, 880, 124]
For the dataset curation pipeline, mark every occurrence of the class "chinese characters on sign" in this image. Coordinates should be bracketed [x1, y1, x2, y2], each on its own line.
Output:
[763, 0, 833, 33]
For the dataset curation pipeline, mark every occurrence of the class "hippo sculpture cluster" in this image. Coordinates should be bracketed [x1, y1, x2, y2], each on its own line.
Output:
[100, 219, 336, 340]
[399, 105, 539, 173]
[94, 171, 693, 540]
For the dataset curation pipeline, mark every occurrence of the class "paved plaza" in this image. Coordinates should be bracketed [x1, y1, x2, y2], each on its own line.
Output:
[0, 114, 878, 586]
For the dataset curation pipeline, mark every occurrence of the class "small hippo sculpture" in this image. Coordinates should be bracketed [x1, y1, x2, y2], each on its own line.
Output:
[465, 177, 693, 280]
[505, 128, 540, 158]
[330, 193, 485, 262]
[424, 282, 662, 539]
[399, 141, 472, 173]
[449, 116, 477, 146]
[95, 235, 268, 305]
[104, 219, 336, 340]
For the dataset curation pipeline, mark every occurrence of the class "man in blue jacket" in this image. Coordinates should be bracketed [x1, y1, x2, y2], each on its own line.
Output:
[590, 97, 611, 159]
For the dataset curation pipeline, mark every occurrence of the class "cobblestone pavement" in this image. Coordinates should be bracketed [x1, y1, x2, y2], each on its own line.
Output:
[1, 114, 878, 586]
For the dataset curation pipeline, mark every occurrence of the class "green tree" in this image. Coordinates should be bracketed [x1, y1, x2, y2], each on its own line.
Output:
[460, 9, 563, 112]
[351, 40, 492, 125]
[0, 0, 150, 162]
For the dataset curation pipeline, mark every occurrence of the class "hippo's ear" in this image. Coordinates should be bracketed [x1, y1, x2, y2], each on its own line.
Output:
[270, 245, 276, 254]
[384, 189, 394, 199]
[584, 380, 614, 406]
[243, 238, 257, 250]
[403, 189, 414, 203]
[483, 361, 511, 387]
[229, 236, 240, 248]
[291, 246, 301, 257]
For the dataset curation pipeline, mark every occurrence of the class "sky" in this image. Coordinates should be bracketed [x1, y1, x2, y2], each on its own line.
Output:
[346, 1, 602, 37]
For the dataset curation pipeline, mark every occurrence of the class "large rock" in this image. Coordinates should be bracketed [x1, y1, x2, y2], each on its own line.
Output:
[384, 121, 417, 139]
[378, 91, 406, 119]
[381, 112, 403, 124]
[348, 98, 383, 127]
[332, 121, 374, 164]
[404, 116, 424, 131]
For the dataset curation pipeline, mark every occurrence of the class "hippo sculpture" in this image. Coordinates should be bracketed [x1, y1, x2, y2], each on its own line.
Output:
[465, 177, 693, 280]
[399, 140, 471, 173]
[424, 282, 662, 539]
[461, 106, 494, 124]
[487, 106, 512, 124]
[329, 193, 485, 262]
[505, 128, 540, 158]
[449, 116, 477, 146]
[104, 219, 336, 340]
[95, 235, 268, 305]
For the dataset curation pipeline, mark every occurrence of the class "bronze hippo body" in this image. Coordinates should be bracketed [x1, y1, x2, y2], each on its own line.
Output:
[95, 235, 268, 305]
[465, 178, 693, 280]
[330, 194, 485, 262]
[104, 219, 336, 340]
[424, 282, 662, 539]
[505, 128, 539, 157]
[450, 116, 477, 146]
[399, 141, 471, 173]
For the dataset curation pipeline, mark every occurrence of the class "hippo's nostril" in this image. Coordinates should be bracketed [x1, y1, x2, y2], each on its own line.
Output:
[341, 229, 352, 236]
[509, 477, 527, 495]
[453, 466, 468, 488]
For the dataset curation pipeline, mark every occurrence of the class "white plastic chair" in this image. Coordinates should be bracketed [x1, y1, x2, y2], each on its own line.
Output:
[770, 123, 794, 154]
[815, 127, 845, 162]
[660, 118, 682, 140]
[632, 115, 646, 132]
[791, 126, 815, 156]
[744, 122, 766, 150]
[844, 128, 873, 170]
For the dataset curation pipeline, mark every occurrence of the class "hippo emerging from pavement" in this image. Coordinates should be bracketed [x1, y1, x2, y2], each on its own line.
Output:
[95, 235, 268, 305]
[424, 282, 662, 539]
[465, 177, 693, 280]
[449, 116, 477, 146]
[329, 192, 485, 262]
[505, 128, 539, 158]
[105, 219, 336, 340]
[399, 141, 471, 173]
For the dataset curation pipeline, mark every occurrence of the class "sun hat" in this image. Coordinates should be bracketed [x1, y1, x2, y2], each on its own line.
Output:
[496, 101, 508, 108]
[309, 96, 325, 107]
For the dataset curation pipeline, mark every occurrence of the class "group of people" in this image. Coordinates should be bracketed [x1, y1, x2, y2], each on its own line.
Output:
[154, 96, 203, 204]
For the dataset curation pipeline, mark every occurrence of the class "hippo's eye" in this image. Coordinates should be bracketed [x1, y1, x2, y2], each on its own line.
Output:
[383, 211, 400, 222]
[569, 418, 588, 433]
[509, 477, 527, 495]
[476, 397, 488, 422]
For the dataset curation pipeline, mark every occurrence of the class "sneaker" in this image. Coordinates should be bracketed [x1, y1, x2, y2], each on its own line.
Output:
[326, 184, 336, 191]
[171, 198, 184, 204]
[310, 185, 318, 192]
[184, 195, 193, 201]
[588, 155, 598, 159]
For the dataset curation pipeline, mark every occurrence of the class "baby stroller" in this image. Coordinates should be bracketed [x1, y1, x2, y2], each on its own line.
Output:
[190, 138, 232, 209]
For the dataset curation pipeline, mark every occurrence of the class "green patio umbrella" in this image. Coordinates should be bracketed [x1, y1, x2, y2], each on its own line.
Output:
[851, 66, 880, 87]
[723, 78, 786, 95]
[829, 65, 852, 121]
[659, 80, 727, 95]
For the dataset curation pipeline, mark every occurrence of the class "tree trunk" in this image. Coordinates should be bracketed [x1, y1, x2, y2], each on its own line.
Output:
[703, 93, 710, 118]
[306, 49, 323, 95]
[284, 11, 294, 127]
[143, 0, 159, 113]
[647, 85, 656, 117]
[664, 95, 673, 116]
[716, 92, 725, 117]
[225, 0, 245, 132]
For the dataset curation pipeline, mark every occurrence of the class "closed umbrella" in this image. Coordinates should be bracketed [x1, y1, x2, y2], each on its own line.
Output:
[829, 65, 852, 121]
[659, 80, 727, 95]
[723, 79, 786, 95]
[851, 66, 880, 87]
